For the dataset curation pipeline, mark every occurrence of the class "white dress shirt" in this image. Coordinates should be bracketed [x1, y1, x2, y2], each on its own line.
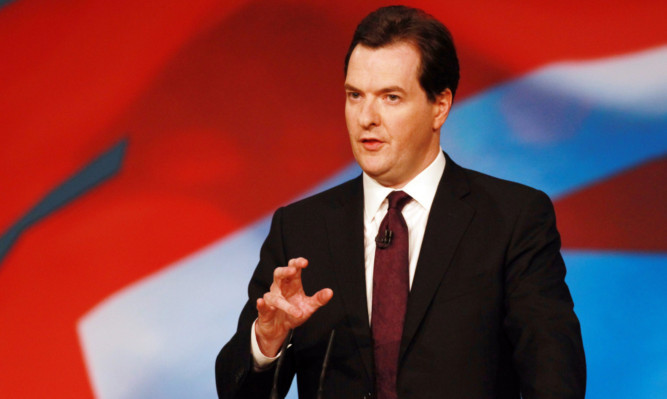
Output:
[362, 150, 445, 321]
[251, 150, 446, 367]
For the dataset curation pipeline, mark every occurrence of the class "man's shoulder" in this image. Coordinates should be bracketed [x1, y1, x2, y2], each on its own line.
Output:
[450, 159, 552, 208]
[280, 175, 363, 214]
[466, 167, 543, 197]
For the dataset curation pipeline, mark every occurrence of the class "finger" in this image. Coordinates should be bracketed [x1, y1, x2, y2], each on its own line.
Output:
[256, 297, 276, 318]
[273, 258, 308, 283]
[283, 258, 309, 285]
[287, 257, 309, 269]
[273, 260, 308, 293]
[264, 292, 303, 318]
[272, 271, 300, 297]
[273, 265, 299, 282]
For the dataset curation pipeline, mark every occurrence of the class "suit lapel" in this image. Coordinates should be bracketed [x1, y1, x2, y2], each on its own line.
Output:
[324, 176, 375, 382]
[399, 155, 475, 363]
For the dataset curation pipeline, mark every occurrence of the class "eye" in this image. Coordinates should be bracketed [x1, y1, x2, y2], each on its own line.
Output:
[386, 94, 400, 102]
[347, 92, 361, 100]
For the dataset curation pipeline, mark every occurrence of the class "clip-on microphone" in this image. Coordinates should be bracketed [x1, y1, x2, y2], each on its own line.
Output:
[375, 227, 393, 249]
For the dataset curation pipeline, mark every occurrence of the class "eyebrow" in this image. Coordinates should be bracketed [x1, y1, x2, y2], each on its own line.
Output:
[344, 84, 407, 95]
[378, 86, 407, 95]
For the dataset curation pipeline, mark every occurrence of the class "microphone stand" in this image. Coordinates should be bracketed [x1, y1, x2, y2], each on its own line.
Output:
[270, 329, 294, 399]
[316, 330, 336, 399]
[269, 329, 336, 399]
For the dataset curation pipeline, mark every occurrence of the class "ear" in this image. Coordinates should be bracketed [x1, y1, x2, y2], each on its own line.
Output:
[432, 88, 453, 131]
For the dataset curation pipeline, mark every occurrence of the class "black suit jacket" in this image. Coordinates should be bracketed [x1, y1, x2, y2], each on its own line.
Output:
[216, 154, 586, 399]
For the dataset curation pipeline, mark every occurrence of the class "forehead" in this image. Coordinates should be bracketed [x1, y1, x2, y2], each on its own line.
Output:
[345, 42, 421, 91]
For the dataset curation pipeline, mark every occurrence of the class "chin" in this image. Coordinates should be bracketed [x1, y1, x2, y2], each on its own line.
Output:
[357, 159, 384, 176]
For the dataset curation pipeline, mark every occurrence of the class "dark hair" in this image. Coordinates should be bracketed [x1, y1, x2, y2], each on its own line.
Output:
[344, 5, 460, 102]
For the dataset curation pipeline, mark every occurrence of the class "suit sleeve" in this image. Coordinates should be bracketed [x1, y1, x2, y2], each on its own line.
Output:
[215, 208, 296, 399]
[503, 190, 586, 399]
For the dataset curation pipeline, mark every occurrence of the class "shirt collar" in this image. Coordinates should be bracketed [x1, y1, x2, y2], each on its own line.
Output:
[363, 150, 446, 223]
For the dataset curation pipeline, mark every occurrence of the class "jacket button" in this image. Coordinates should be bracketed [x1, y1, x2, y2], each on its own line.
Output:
[362, 393, 374, 399]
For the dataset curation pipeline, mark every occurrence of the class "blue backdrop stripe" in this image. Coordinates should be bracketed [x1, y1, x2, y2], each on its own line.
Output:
[0, 139, 128, 264]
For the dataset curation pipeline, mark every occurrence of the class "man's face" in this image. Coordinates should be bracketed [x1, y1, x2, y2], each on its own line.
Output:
[344, 42, 451, 188]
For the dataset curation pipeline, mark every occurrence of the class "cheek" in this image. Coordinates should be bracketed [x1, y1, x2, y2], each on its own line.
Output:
[344, 107, 355, 132]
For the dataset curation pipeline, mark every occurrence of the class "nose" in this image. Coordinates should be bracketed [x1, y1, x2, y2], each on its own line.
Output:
[359, 98, 380, 129]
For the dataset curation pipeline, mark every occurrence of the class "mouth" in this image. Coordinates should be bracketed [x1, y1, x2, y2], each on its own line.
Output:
[360, 138, 384, 151]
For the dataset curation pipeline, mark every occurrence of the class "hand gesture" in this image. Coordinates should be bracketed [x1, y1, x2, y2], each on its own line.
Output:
[255, 257, 333, 357]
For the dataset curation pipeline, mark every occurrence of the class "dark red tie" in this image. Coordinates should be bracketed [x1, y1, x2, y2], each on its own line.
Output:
[371, 190, 412, 399]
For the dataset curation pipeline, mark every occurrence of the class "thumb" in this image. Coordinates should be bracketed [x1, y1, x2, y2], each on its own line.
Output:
[312, 288, 333, 307]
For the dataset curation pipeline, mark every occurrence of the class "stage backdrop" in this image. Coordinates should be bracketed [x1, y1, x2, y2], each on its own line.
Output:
[1, 1, 665, 398]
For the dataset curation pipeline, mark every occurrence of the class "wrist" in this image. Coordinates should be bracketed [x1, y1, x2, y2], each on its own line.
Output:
[255, 324, 287, 357]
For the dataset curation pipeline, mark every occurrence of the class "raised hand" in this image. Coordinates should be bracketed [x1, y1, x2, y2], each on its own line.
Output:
[255, 257, 333, 357]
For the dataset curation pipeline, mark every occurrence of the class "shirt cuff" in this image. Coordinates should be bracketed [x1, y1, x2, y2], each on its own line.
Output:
[250, 319, 281, 371]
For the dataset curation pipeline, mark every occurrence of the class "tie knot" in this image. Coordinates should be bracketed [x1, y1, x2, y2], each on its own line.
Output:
[387, 190, 412, 212]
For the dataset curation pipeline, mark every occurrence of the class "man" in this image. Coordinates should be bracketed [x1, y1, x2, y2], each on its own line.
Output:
[216, 6, 586, 399]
